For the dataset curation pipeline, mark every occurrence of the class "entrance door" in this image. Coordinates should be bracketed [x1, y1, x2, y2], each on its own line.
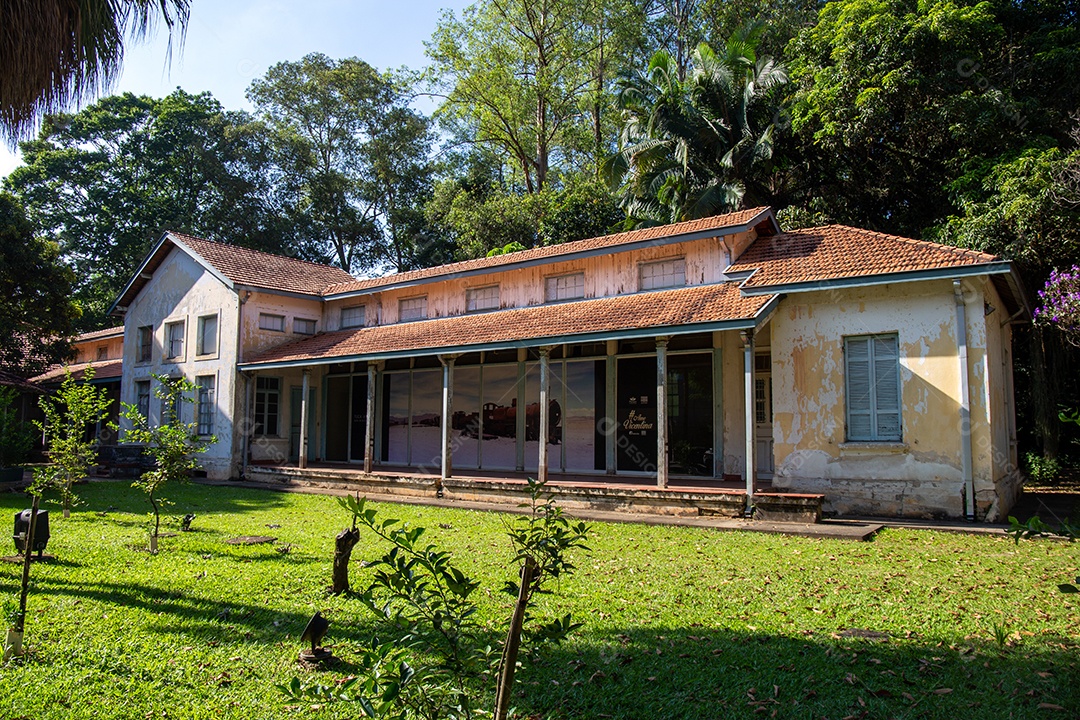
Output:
[289, 387, 317, 463]
[754, 354, 774, 478]
[616, 357, 658, 472]
[349, 375, 368, 462]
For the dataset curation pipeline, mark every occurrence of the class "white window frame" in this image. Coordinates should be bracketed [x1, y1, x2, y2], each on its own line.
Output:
[341, 305, 365, 329]
[844, 333, 902, 442]
[164, 320, 185, 361]
[399, 296, 428, 322]
[545, 272, 585, 302]
[196, 314, 219, 357]
[639, 257, 687, 291]
[258, 313, 285, 332]
[466, 284, 500, 313]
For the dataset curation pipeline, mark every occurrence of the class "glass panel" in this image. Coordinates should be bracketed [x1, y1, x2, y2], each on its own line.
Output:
[199, 316, 218, 354]
[325, 376, 350, 461]
[667, 354, 713, 476]
[452, 366, 481, 469]
[341, 306, 365, 328]
[524, 362, 562, 471]
[480, 364, 519, 469]
[385, 372, 410, 464]
[563, 360, 598, 471]
[616, 357, 658, 472]
[350, 376, 368, 462]
[466, 285, 500, 312]
[410, 369, 442, 468]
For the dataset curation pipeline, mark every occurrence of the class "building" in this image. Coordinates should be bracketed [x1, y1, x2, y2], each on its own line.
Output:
[105, 207, 1028, 520]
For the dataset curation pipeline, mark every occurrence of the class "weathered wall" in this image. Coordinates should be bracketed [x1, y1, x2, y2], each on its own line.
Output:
[322, 232, 748, 330]
[768, 279, 1006, 519]
[74, 334, 123, 363]
[122, 249, 239, 480]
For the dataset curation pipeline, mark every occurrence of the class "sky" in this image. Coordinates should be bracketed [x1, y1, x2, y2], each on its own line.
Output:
[0, 0, 472, 177]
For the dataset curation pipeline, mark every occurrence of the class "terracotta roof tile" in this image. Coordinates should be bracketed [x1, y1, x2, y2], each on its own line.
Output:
[31, 359, 123, 384]
[170, 233, 356, 296]
[0, 369, 43, 393]
[324, 207, 773, 296]
[728, 225, 999, 289]
[75, 327, 124, 342]
[244, 283, 772, 365]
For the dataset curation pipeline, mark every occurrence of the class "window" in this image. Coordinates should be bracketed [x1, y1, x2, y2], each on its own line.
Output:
[254, 377, 280, 436]
[639, 257, 686, 290]
[96, 346, 108, 361]
[135, 380, 151, 418]
[197, 314, 218, 356]
[137, 326, 152, 363]
[196, 375, 215, 436]
[466, 285, 500, 312]
[399, 296, 428, 322]
[341, 305, 365, 328]
[545, 272, 585, 302]
[259, 313, 285, 332]
[845, 334, 901, 442]
[294, 317, 317, 335]
[165, 320, 185, 360]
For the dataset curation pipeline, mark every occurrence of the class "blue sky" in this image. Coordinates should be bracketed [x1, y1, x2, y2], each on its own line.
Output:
[0, 0, 471, 176]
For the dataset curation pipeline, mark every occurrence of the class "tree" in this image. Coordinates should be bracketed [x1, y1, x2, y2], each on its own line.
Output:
[117, 375, 215, 553]
[0, 387, 34, 471]
[248, 54, 435, 274]
[5, 90, 294, 328]
[35, 367, 113, 518]
[0, 192, 79, 375]
[0, 0, 189, 143]
[606, 25, 788, 225]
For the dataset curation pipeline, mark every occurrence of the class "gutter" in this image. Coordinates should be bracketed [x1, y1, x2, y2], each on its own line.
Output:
[954, 280, 976, 520]
[735, 261, 1013, 297]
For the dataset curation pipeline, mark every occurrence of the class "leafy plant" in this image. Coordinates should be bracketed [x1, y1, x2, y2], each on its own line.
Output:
[116, 374, 216, 553]
[280, 477, 589, 719]
[1023, 451, 1061, 485]
[991, 621, 1009, 649]
[34, 367, 112, 517]
[0, 386, 34, 469]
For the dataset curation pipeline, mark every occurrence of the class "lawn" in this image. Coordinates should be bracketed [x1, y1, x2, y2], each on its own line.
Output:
[1, 481, 1078, 719]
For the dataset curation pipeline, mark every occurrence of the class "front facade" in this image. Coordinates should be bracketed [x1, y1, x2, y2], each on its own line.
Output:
[108, 208, 1028, 520]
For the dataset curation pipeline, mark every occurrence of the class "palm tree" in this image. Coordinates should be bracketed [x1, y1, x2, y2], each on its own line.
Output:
[605, 23, 788, 226]
[0, 0, 190, 145]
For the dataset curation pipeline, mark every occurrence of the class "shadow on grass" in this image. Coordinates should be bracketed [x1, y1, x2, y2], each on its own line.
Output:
[512, 625, 1078, 719]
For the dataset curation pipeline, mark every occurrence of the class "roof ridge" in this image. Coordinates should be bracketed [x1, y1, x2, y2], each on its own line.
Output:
[169, 231, 356, 274]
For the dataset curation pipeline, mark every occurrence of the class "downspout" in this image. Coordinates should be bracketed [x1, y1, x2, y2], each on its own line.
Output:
[954, 280, 975, 520]
[237, 291, 249, 479]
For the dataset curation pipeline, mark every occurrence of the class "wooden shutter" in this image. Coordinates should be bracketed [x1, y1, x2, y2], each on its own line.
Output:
[845, 337, 873, 440]
[845, 334, 901, 442]
[872, 336, 901, 440]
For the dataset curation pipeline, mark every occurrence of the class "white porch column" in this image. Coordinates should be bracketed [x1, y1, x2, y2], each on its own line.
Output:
[439, 354, 457, 493]
[741, 329, 756, 508]
[364, 361, 379, 474]
[538, 347, 551, 484]
[656, 337, 669, 488]
[299, 369, 311, 469]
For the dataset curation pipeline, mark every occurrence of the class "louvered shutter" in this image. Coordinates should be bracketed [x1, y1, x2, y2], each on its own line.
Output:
[845, 337, 873, 440]
[872, 336, 901, 440]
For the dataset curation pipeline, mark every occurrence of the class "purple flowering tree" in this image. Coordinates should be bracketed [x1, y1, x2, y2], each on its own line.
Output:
[1034, 266, 1080, 347]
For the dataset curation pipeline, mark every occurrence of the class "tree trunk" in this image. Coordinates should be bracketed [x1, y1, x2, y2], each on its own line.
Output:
[493, 556, 538, 720]
[331, 526, 360, 595]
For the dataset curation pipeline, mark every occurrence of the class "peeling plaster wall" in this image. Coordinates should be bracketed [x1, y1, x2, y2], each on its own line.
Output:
[74, 335, 123, 363]
[239, 293, 324, 361]
[321, 233, 747, 330]
[121, 250, 239, 480]
[769, 279, 1007, 519]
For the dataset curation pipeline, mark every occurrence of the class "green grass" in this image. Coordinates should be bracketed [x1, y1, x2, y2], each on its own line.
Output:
[1, 481, 1078, 719]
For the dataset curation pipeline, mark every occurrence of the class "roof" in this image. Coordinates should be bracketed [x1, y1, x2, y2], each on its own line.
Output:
[111, 232, 355, 313]
[0, 369, 43, 394]
[30, 359, 123, 384]
[323, 206, 776, 298]
[242, 283, 776, 368]
[727, 225, 1004, 292]
[75, 327, 124, 342]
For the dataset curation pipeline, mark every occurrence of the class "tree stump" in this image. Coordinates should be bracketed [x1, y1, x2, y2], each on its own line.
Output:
[331, 526, 360, 595]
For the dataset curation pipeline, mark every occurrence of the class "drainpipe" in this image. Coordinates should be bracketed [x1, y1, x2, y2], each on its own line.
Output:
[741, 329, 756, 515]
[364, 361, 378, 474]
[538, 347, 551, 485]
[299, 369, 310, 469]
[954, 280, 975, 520]
[656, 337, 669, 488]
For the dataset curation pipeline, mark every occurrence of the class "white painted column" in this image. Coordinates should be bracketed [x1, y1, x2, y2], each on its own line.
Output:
[656, 337, 669, 488]
[741, 330, 756, 508]
[605, 340, 617, 475]
[538, 347, 551, 485]
[299, 369, 311, 469]
[364, 362, 378, 474]
[439, 355, 457, 492]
